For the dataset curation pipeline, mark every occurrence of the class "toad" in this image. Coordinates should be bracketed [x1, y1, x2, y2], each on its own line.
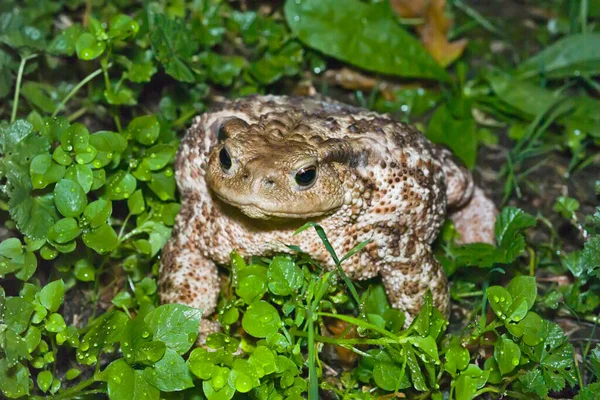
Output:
[158, 95, 497, 335]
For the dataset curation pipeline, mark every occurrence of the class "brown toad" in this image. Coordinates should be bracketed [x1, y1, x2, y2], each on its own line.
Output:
[159, 95, 497, 334]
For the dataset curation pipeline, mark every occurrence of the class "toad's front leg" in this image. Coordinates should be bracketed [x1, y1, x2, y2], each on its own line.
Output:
[380, 239, 449, 326]
[158, 237, 221, 340]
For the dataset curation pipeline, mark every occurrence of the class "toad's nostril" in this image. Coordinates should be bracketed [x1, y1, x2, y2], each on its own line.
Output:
[242, 173, 250, 180]
[264, 178, 275, 186]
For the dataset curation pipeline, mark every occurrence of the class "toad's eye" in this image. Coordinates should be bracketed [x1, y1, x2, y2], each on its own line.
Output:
[219, 147, 232, 171]
[294, 166, 317, 187]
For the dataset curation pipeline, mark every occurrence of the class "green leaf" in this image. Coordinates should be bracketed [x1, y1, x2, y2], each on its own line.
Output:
[582, 236, 600, 276]
[127, 115, 160, 146]
[506, 276, 537, 311]
[36, 280, 65, 313]
[121, 319, 165, 366]
[553, 196, 580, 219]
[104, 171, 137, 200]
[147, 170, 175, 201]
[0, 358, 30, 398]
[48, 24, 83, 56]
[575, 382, 600, 400]
[145, 144, 176, 170]
[83, 199, 112, 229]
[144, 304, 202, 355]
[129, 221, 171, 257]
[494, 334, 520, 375]
[108, 14, 139, 40]
[426, 103, 477, 169]
[53, 179, 87, 217]
[408, 335, 439, 364]
[267, 256, 303, 296]
[143, 348, 194, 391]
[65, 369, 81, 381]
[36, 370, 52, 393]
[486, 286, 512, 321]
[127, 190, 145, 215]
[2, 121, 57, 240]
[0, 238, 22, 258]
[495, 207, 537, 260]
[517, 33, 600, 79]
[455, 364, 489, 400]
[516, 312, 548, 346]
[102, 359, 159, 400]
[242, 301, 281, 338]
[236, 265, 268, 304]
[4, 328, 29, 365]
[5, 297, 35, 334]
[21, 82, 59, 114]
[150, 14, 197, 82]
[48, 218, 81, 244]
[74, 259, 95, 282]
[284, 0, 448, 81]
[65, 164, 94, 193]
[75, 32, 105, 60]
[445, 339, 470, 376]
[82, 224, 119, 254]
[45, 313, 67, 333]
[29, 154, 65, 189]
[89, 131, 128, 154]
[373, 359, 407, 391]
[77, 311, 128, 365]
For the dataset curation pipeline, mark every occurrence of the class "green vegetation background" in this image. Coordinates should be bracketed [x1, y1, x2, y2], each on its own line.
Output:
[0, 0, 599, 399]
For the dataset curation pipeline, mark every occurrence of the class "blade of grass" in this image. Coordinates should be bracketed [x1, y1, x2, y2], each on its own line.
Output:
[295, 222, 362, 308]
[307, 308, 319, 400]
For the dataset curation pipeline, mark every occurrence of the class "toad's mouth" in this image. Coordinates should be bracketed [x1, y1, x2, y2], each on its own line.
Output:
[212, 191, 331, 220]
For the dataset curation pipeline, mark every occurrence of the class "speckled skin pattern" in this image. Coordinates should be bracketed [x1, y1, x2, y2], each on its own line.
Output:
[158, 95, 497, 334]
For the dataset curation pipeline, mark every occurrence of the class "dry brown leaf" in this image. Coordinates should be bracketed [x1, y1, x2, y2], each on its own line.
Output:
[391, 0, 467, 67]
[326, 318, 360, 366]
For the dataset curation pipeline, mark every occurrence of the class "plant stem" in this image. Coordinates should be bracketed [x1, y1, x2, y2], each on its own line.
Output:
[11, 53, 37, 123]
[53, 68, 103, 118]
[307, 308, 319, 400]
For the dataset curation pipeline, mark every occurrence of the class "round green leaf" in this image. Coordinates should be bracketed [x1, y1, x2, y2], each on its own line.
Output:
[486, 286, 512, 321]
[267, 256, 302, 296]
[373, 361, 405, 392]
[65, 164, 93, 193]
[104, 171, 136, 200]
[30, 155, 66, 189]
[517, 312, 548, 346]
[74, 259, 95, 282]
[494, 334, 521, 375]
[82, 224, 118, 254]
[83, 199, 112, 229]
[0, 238, 23, 258]
[45, 313, 67, 333]
[48, 218, 81, 244]
[65, 368, 81, 381]
[75, 32, 106, 60]
[242, 301, 281, 338]
[236, 265, 267, 304]
[145, 144, 176, 170]
[54, 179, 87, 217]
[127, 115, 160, 146]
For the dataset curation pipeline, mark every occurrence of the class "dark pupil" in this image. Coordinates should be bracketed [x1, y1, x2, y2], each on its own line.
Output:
[219, 148, 232, 170]
[295, 166, 317, 186]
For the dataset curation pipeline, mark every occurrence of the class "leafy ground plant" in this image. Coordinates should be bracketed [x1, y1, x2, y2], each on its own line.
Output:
[0, 0, 599, 399]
